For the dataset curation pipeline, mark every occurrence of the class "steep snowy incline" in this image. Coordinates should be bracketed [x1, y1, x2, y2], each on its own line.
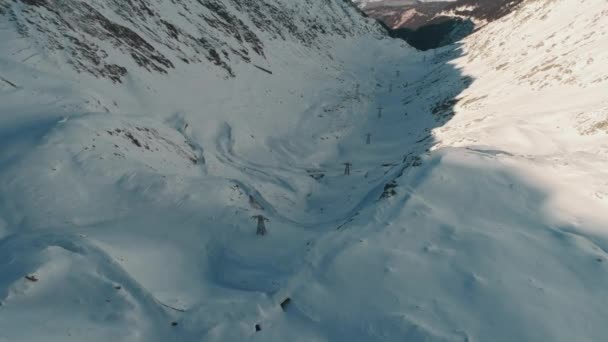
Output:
[431, 0, 608, 227]
[0, 0, 446, 340]
[0, 0, 380, 79]
[1, 0, 608, 341]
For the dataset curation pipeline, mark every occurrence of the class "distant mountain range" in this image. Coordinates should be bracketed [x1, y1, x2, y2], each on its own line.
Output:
[362, 0, 523, 29]
[357, 0, 524, 50]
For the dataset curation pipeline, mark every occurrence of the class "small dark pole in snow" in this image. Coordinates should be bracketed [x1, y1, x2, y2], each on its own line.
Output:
[0, 76, 19, 89]
[25, 275, 38, 282]
[377, 107, 383, 119]
[343, 162, 352, 175]
[396, 70, 400, 77]
[253, 64, 273, 75]
[366, 133, 371, 145]
[389, 84, 393, 93]
[355, 83, 360, 98]
[252, 215, 269, 236]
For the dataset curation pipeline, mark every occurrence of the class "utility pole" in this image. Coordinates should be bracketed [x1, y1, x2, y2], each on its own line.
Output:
[343, 162, 352, 176]
[252, 215, 269, 236]
[366, 133, 371, 145]
[377, 106, 383, 119]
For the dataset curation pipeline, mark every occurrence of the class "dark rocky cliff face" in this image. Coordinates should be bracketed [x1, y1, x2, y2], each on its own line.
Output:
[1, 0, 383, 81]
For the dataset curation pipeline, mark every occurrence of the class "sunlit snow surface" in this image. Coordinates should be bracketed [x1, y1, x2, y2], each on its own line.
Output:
[0, 0, 608, 341]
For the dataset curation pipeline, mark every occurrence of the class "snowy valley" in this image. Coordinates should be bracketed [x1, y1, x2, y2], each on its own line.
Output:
[0, 0, 607, 341]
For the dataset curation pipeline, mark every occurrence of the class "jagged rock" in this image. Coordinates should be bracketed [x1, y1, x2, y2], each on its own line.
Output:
[380, 180, 397, 199]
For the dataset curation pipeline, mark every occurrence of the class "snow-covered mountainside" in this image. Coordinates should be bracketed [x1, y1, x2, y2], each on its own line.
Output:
[353, 0, 408, 9]
[354, 0, 453, 9]
[0, 0, 381, 80]
[1, 0, 608, 341]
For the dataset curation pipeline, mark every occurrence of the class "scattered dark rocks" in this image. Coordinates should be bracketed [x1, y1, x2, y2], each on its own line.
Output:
[20, 0, 48, 7]
[124, 132, 142, 148]
[380, 180, 398, 199]
[106, 127, 200, 165]
[306, 170, 325, 181]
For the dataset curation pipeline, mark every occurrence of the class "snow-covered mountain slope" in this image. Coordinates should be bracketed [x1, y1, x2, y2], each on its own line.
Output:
[1, 0, 608, 341]
[431, 0, 608, 223]
[1, 0, 381, 79]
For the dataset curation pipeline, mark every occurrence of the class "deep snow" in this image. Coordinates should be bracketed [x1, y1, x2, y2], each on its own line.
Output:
[0, 0, 608, 341]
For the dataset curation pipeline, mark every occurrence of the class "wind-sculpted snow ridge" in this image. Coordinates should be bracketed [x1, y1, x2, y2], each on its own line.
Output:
[1, 0, 608, 341]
